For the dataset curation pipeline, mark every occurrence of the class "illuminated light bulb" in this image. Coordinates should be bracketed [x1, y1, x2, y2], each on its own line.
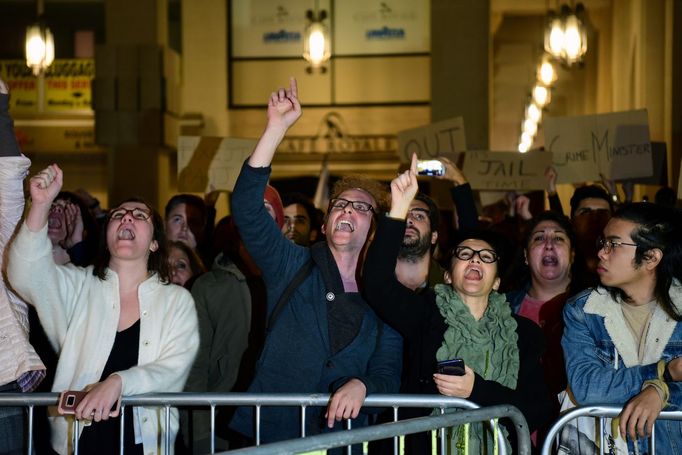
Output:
[548, 18, 565, 58]
[538, 60, 557, 86]
[303, 21, 330, 68]
[532, 85, 551, 107]
[518, 141, 531, 153]
[526, 103, 542, 123]
[523, 118, 538, 137]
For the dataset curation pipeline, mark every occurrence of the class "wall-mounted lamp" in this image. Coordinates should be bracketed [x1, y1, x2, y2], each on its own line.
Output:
[303, 7, 330, 73]
[25, 19, 54, 76]
[544, 2, 588, 66]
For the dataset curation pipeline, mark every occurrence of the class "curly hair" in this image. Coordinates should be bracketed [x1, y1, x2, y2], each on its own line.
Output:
[329, 175, 390, 216]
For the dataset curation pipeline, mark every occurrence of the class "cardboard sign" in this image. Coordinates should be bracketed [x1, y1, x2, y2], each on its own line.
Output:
[396, 117, 466, 163]
[462, 150, 553, 191]
[177, 136, 257, 192]
[544, 109, 653, 183]
[627, 142, 667, 185]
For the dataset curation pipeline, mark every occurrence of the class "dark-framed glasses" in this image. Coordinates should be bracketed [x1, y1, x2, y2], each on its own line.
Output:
[109, 207, 152, 221]
[329, 198, 374, 213]
[596, 237, 638, 254]
[452, 246, 498, 264]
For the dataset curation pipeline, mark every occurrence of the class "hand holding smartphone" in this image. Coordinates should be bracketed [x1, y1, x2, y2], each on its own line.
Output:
[57, 390, 88, 415]
[437, 358, 465, 376]
[58, 390, 121, 418]
[416, 160, 445, 177]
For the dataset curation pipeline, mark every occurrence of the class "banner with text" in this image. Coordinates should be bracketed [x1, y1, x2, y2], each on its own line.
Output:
[544, 109, 653, 183]
[463, 150, 553, 191]
[177, 136, 257, 192]
[396, 117, 466, 163]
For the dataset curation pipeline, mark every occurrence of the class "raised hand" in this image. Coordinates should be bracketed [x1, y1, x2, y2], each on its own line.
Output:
[29, 164, 63, 206]
[389, 153, 419, 219]
[0, 78, 8, 95]
[515, 194, 533, 220]
[437, 156, 467, 185]
[544, 166, 557, 195]
[64, 202, 84, 249]
[266, 77, 301, 131]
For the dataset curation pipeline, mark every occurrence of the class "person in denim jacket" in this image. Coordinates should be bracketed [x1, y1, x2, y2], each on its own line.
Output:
[562, 202, 682, 454]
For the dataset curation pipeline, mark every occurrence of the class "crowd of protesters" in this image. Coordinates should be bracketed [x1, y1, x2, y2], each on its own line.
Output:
[1, 75, 682, 455]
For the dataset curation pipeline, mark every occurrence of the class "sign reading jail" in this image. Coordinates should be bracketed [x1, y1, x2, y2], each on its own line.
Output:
[463, 150, 553, 191]
[177, 136, 257, 192]
[544, 109, 653, 183]
[396, 117, 466, 163]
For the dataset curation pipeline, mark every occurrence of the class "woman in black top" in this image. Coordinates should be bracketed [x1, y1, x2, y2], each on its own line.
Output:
[363, 155, 554, 453]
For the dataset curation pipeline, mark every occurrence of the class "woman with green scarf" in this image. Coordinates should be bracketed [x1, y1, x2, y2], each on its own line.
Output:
[363, 156, 554, 453]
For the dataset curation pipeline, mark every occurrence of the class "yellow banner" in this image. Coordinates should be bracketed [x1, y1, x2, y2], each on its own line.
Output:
[0, 59, 94, 113]
[0, 60, 38, 113]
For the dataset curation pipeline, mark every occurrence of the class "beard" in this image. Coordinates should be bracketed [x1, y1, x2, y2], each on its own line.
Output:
[398, 229, 432, 262]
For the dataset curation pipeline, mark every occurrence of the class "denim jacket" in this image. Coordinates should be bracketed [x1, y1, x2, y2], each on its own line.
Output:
[562, 281, 682, 454]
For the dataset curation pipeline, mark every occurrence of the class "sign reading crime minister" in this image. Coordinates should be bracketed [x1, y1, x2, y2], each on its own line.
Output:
[544, 109, 653, 184]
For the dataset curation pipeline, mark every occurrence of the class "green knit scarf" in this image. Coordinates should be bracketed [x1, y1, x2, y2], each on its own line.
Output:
[434, 284, 520, 454]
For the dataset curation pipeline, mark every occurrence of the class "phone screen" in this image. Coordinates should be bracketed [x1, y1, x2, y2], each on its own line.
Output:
[437, 358, 465, 376]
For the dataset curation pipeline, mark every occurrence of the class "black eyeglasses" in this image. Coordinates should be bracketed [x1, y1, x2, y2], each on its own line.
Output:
[110, 207, 152, 221]
[596, 237, 638, 254]
[407, 208, 429, 222]
[329, 198, 374, 213]
[452, 246, 499, 264]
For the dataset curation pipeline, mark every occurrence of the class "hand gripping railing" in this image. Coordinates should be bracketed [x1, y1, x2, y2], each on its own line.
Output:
[540, 405, 682, 455]
[0, 392, 528, 454]
[224, 404, 530, 455]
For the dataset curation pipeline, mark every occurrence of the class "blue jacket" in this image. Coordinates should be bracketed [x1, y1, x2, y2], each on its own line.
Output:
[229, 162, 402, 444]
[562, 283, 682, 454]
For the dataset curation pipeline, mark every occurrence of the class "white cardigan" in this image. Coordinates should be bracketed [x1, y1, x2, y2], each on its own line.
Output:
[7, 222, 199, 455]
[0, 155, 45, 389]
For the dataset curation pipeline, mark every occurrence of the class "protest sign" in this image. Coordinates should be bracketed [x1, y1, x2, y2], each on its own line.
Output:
[462, 150, 553, 191]
[396, 117, 466, 162]
[177, 136, 257, 192]
[544, 109, 652, 183]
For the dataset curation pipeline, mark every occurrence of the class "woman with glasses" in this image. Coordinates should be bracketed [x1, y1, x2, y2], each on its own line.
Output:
[7, 164, 199, 455]
[561, 202, 682, 454]
[363, 156, 553, 454]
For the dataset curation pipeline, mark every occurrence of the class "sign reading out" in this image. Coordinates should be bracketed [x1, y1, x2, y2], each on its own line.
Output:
[177, 136, 257, 192]
[396, 117, 466, 163]
[544, 109, 653, 183]
[463, 150, 553, 191]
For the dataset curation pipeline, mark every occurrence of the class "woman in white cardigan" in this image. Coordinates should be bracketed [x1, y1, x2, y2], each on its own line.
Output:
[7, 164, 199, 455]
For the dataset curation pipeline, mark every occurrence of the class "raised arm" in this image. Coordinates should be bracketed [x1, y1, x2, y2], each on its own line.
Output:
[27, 164, 63, 231]
[248, 77, 301, 168]
[389, 153, 419, 219]
[436, 156, 479, 230]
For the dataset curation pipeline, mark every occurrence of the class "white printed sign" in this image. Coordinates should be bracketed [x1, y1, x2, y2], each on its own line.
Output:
[177, 136, 257, 192]
[544, 109, 653, 183]
[396, 117, 466, 163]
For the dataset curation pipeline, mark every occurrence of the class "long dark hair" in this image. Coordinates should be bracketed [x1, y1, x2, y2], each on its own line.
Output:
[607, 203, 682, 320]
[92, 198, 171, 283]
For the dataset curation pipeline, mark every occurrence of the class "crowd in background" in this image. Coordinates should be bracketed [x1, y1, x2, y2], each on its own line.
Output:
[1, 76, 682, 455]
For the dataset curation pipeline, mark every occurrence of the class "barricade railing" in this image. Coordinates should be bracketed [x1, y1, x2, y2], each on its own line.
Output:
[540, 405, 682, 455]
[0, 393, 526, 454]
[224, 404, 530, 455]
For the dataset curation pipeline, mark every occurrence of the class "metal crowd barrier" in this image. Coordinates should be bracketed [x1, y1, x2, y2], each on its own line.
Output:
[540, 405, 682, 455]
[0, 392, 528, 454]
[225, 404, 530, 455]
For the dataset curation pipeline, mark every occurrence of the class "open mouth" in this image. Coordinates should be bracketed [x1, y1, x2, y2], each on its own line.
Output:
[117, 228, 135, 240]
[48, 216, 62, 229]
[335, 220, 355, 232]
[541, 255, 559, 266]
[464, 267, 482, 281]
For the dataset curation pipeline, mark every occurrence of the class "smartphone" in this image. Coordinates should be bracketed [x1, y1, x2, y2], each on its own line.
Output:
[416, 160, 445, 177]
[58, 390, 88, 415]
[437, 358, 465, 376]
